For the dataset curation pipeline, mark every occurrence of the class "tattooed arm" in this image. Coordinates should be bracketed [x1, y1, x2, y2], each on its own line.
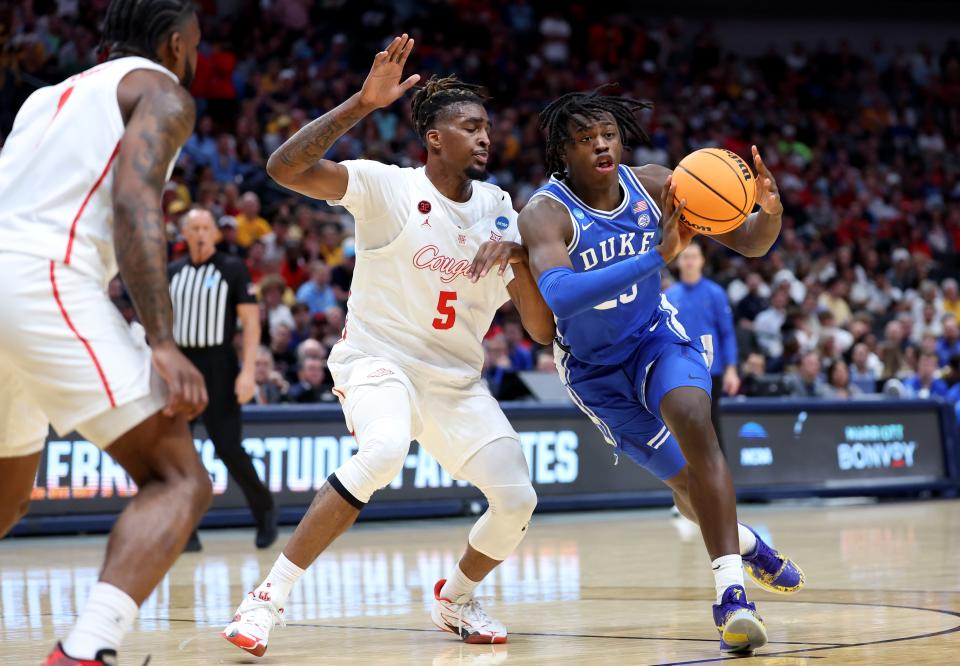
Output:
[265, 34, 420, 200]
[112, 70, 207, 419]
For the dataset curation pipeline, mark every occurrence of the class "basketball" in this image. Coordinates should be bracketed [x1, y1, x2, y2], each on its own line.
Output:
[672, 148, 757, 235]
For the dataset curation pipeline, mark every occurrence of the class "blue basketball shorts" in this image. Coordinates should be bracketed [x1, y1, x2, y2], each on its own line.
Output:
[554, 320, 712, 481]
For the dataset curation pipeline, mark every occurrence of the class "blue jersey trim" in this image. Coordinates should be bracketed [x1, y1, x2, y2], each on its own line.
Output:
[621, 166, 663, 218]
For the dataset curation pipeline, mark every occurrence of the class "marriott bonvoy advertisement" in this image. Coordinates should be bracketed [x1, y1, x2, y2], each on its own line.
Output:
[724, 405, 947, 487]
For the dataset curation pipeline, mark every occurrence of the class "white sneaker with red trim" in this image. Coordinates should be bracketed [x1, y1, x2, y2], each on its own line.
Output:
[431, 579, 508, 644]
[222, 592, 285, 657]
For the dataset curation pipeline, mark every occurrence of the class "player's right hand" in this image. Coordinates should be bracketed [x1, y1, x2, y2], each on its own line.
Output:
[357, 34, 421, 110]
[656, 175, 694, 264]
[152, 341, 209, 420]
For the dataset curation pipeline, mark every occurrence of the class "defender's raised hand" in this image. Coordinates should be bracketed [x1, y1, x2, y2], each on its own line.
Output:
[358, 34, 421, 110]
[752, 145, 783, 216]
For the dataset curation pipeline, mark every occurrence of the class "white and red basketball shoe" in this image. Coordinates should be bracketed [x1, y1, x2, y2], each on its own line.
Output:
[431, 579, 508, 644]
[222, 592, 285, 657]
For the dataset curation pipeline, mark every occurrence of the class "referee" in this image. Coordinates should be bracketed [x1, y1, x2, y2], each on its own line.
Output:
[665, 242, 740, 448]
[169, 208, 277, 551]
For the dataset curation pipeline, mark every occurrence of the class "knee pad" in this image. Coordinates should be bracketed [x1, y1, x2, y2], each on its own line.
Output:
[332, 417, 410, 505]
[467, 481, 537, 561]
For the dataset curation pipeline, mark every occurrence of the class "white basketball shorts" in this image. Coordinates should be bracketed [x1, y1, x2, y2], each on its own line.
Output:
[0, 253, 165, 457]
[327, 340, 518, 475]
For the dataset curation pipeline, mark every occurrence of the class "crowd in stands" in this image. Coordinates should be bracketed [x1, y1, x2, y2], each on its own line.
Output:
[3, 2, 959, 405]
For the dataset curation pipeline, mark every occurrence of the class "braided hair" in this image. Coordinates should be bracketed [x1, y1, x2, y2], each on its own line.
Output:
[100, 0, 195, 60]
[539, 87, 652, 177]
[410, 75, 486, 143]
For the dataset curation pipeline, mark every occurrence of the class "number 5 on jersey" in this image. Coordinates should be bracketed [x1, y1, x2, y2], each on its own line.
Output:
[433, 291, 457, 330]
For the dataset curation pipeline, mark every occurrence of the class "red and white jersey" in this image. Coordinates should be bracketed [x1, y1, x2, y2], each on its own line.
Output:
[329, 160, 519, 383]
[0, 56, 178, 286]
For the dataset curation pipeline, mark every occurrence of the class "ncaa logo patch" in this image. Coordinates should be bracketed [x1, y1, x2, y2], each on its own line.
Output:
[495, 216, 510, 230]
[572, 208, 586, 221]
[418, 200, 432, 214]
[637, 213, 651, 228]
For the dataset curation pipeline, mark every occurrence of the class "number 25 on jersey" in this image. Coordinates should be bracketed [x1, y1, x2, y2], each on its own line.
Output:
[433, 291, 457, 330]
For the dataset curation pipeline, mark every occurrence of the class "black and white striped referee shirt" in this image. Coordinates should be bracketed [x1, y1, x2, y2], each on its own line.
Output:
[168, 252, 256, 350]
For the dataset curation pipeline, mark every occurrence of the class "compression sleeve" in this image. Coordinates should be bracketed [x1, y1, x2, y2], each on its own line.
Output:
[537, 251, 666, 319]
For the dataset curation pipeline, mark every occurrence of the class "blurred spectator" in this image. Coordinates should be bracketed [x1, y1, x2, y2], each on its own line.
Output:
[260, 274, 294, 334]
[824, 359, 862, 399]
[535, 349, 556, 374]
[236, 192, 272, 247]
[732, 273, 769, 328]
[849, 343, 881, 393]
[289, 302, 312, 348]
[740, 352, 771, 397]
[754, 289, 790, 359]
[483, 333, 515, 398]
[942, 279, 960, 320]
[183, 115, 217, 168]
[269, 322, 297, 379]
[318, 224, 344, 267]
[216, 215, 245, 258]
[280, 241, 308, 290]
[819, 278, 852, 328]
[903, 351, 949, 398]
[252, 345, 287, 404]
[321, 305, 346, 349]
[937, 315, 960, 367]
[296, 261, 337, 315]
[288, 357, 335, 403]
[879, 320, 912, 380]
[502, 316, 534, 371]
[785, 352, 828, 398]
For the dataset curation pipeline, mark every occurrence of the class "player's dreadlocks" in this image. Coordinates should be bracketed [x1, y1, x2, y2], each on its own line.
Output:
[100, 0, 195, 60]
[540, 87, 653, 177]
[410, 75, 487, 143]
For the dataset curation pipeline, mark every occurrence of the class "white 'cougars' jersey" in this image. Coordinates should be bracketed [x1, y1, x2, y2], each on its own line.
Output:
[328, 160, 519, 383]
[0, 56, 177, 286]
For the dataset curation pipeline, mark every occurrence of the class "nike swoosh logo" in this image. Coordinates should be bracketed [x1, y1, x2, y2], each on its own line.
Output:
[581, 221, 595, 230]
[649, 321, 659, 332]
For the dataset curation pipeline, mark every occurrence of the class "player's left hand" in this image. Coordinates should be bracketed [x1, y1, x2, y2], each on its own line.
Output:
[468, 241, 525, 282]
[235, 369, 256, 405]
[723, 365, 741, 396]
[752, 145, 783, 216]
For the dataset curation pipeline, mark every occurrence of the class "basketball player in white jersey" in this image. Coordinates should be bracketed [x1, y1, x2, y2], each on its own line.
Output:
[223, 35, 555, 655]
[0, 1, 211, 664]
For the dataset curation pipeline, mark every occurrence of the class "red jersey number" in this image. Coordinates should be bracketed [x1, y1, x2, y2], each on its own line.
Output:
[433, 291, 457, 330]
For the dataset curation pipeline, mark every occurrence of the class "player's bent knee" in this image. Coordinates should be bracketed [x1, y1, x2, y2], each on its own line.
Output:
[496, 482, 538, 522]
[334, 421, 411, 504]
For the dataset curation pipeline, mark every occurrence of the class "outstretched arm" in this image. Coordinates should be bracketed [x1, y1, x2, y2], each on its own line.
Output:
[634, 146, 782, 258]
[266, 34, 420, 200]
[712, 145, 783, 257]
[113, 70, 207, 419]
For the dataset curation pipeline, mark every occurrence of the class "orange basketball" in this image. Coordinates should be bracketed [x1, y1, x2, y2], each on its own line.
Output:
[671, 148, 757, 235]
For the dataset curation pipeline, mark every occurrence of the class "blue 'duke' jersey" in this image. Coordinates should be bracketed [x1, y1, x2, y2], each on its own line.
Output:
[533, 165, 687, 365]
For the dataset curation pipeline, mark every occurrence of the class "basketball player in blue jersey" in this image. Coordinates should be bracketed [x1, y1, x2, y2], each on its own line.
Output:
[520, 90, 804, 655]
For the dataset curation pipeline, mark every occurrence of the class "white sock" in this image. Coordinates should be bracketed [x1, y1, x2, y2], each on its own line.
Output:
[439, 564, 480, 603]
[253, 553, 305, 610]
[738, 523, 758, 557]
[62, 582, 138, 660]
[712, 554, 745, 603]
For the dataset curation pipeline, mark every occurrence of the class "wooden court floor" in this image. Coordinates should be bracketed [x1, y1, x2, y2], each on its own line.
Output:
[1, 499, 959, 665]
